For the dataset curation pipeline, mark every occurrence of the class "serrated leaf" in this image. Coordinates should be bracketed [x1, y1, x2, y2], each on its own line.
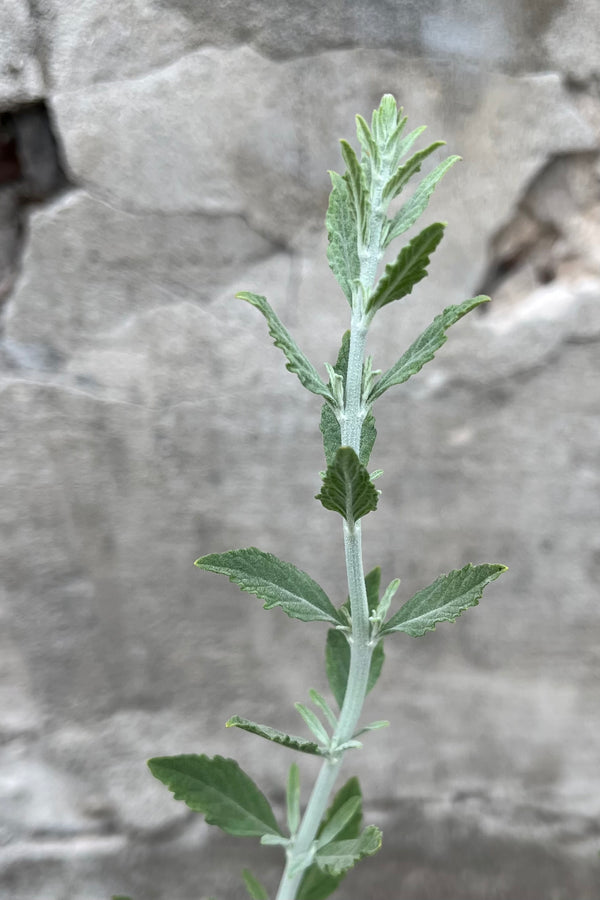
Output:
[226, 716, 322, 756]
[379, 563, 507, 637]
[147, 755, 281, 837]
[320, 332, 377, 466]
[314, 825, 382, 876]
[295, 703, 330, 746]
[326, 629, 385, 710]
[368, 296, 489, 402]
[384, 155, 460, 245]
[382, 140, 445, 202]
[366, 222, 446, 317]
[237, 292, 333, 402]
[195, 548, 342, 626]
[242, 869, 269, 900]
[297, 778, 363, 900]
[326, 173, 360, 306]
[316, 447, 378, 524]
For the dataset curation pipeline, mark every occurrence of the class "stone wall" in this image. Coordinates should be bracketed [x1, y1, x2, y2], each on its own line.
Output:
[1, 3, 600, 899]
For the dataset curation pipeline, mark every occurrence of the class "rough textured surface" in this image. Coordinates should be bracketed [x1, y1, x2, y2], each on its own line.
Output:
[0, 1, 44, 109]
[2, 2, 600, 899]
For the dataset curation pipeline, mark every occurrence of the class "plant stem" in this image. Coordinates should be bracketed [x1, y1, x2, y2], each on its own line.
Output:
[275, 320, 373, 900]
[275, 130, 392, 900]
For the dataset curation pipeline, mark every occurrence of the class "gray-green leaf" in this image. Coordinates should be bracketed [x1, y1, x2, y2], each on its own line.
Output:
[195, 548, 343, 625]
[314, 825, 382, 876]
[297, 778, 363, 900]
[326, 172, 360, 306]
[315, 797, 362, 848]
[286, 763, 301, 836]
[316, 447, 378, 524]
[340, 139, 369, 243]
[366, 222, 445, 317]
[237, 292, 333, 403]
[242, 869, 269, 900]
[384, 155, 460, 245]
[226, 716, 323, 756]
[379, 563, 507, 637]
[382, 141, 445, 202]
[368, 296, 490, 402]
[147, 755, 281, 837]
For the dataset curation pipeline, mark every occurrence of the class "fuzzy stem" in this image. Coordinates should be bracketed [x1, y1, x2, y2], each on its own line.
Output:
[275, 121, 393, 900]
[275, 326, 373, 900]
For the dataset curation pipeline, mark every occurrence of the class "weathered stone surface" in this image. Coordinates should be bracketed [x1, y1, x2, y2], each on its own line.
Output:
[3, 5, 600, 898]
[0, 1, 44, 109]
[33, 0, 198, 92]
[50, 48, 595, 253]
[25, 0, 572, 95]
[4, 190, 277, 358]
[544, 0, 600, 80]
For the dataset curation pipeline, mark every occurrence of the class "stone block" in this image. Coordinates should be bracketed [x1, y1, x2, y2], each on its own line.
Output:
[0, 1, 44, 109]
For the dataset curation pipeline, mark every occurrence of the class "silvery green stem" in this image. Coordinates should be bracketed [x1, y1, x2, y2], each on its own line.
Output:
[275, 321, 373, 900]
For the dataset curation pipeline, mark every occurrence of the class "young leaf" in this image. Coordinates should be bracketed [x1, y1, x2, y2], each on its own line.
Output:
[297, 778, 363, 900]
[366, 222, 446, 317]
[340, 139, 369, 242]
[384, 155, 460, 245]
[378, 562, 507, 637]
[368, 296, 489, 402]
[315, 797, 362, 848]
[372, 578, 401, 624]
[237, 292, 333, 403]
[359, 409, 377, 466]
[316, 447, 378, 525]
[355, 114, 379, 171]
[309, 689, 338, 730]
[353, 720, 390, 738]
[195, 548, 343, 626]
[147, 755, 281, 837]
[364, 566, 381, 615]
[295, 703, 330, 746]
[382, 140, 445, 202]
[226, 715, 322, 757]
[326, 629, 385, 710]
[371, 94, 399, 144]
[287, 763, 301, 836]
[389, 124, 426, 168]
[314, 825, 382, 876]
[326, 172, 360, 306]
[242, 869, 269, 900]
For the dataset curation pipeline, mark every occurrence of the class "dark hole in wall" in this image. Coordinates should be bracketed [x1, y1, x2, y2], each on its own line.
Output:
[0, 100, 71, 306]
[0, 100, 69, 200]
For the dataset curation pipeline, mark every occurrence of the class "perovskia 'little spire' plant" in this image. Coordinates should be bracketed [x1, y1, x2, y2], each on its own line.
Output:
[146, 95, 507, 900]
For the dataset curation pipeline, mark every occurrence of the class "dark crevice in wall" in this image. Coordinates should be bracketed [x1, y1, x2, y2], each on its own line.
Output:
[475, 150, 600, 312]
[0, 100, 73, 320]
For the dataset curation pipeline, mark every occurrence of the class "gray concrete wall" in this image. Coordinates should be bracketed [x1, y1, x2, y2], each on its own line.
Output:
[1, 2, 600, 898]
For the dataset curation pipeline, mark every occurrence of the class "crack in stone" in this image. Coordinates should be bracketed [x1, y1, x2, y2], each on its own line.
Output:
[0, 100, 75, 339]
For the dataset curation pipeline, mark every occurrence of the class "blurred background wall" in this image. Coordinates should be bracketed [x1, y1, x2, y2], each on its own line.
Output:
[1, 2, 600, 898]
